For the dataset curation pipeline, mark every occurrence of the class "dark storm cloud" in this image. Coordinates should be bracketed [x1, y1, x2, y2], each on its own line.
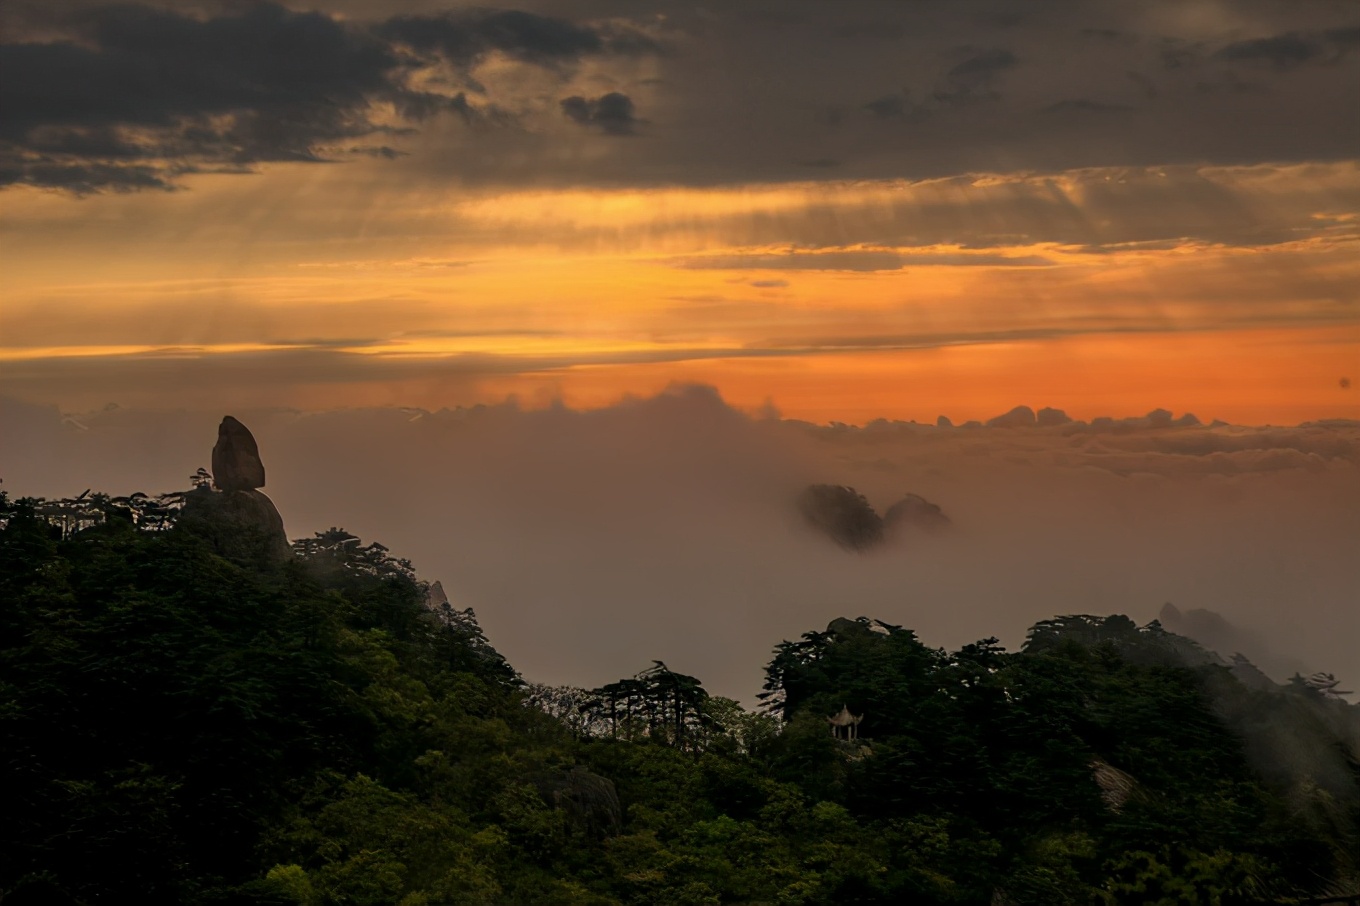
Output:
[377, 8, 658, 68]
[0, 1, 659, 190]
[864, 45, 1018, 121]
[864, 95, 910, 119]
[933, 47, 1018, 105]
[1041, 99, 1135, 115]
[348, 145, 407, 159]
[560, 92, 639, 135]
[1326, 26, 1360, 47]
[1217, 32, 1326, 68]
[1080, 28, 1134, 44]
[0, 2, 402, 188]
[1, 160, 176, 193]
[1, 4, 396, 132]
[1157, 39, 1205, 70]
[533, 1, 1357, 188]
[948, 48, 1018, 79]
[5, 0, 1360, 193]
[1166, 24, 1360, 72]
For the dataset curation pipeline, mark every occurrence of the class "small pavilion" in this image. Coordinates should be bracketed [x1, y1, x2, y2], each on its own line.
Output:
[827, 705, 863, 740]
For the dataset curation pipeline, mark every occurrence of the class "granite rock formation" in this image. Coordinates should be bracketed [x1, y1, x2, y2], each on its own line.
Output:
[534, 768, 623, 839]
[180, 416, 289, 563]
[212, 416, 265, 491]
[1090, 759, 1137, 813]
[425, 580, 450, 610]
[827, 616, 893, 639]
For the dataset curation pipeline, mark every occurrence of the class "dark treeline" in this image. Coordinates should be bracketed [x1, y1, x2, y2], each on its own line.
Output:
[1, 490, 1358, 905]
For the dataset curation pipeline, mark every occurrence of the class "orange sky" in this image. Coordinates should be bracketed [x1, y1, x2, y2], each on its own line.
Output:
[2, 163, 1357, 424]
[2, 0, 1359, 426]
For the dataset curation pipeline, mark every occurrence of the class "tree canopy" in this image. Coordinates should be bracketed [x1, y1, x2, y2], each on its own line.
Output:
[1, 489, 1357, 905]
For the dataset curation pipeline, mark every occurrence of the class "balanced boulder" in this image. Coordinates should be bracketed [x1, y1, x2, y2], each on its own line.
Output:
[212, 416, 265, 491]
[180, 416, 289, 563]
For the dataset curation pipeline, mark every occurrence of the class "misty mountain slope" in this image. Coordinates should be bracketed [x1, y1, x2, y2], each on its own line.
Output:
[3, 388, 1357, 702]
[757, 612, 1360, 897]
[797, 484, 950, 551]
[5, 488, 1359, 904]
[1022, 614, 1360, 859]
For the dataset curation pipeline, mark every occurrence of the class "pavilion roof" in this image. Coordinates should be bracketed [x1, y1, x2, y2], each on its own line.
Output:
[827, 705, 862, 726]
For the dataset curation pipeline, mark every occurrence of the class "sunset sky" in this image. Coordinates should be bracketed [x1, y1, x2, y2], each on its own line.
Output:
[3, 0, 1358, 424]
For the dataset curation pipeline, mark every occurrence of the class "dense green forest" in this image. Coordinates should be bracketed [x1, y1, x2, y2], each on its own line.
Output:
[2, 489, 1358, 905]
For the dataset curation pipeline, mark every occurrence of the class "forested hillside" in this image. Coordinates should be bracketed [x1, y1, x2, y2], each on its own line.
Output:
[1, 490, 1357, 905]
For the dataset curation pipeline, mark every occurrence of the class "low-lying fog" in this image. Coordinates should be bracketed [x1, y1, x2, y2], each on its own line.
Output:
[4, 387, 1357, 703]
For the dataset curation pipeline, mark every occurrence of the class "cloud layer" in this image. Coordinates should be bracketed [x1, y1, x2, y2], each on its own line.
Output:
[4, 388, 1356, 702]
[1, 1, 659, 190]
[4, 0, 1359, 191]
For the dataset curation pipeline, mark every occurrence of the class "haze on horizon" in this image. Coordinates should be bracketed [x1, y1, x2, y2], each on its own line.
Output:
[1, 1, 1357, 699]
[3, 391, 1357, 705]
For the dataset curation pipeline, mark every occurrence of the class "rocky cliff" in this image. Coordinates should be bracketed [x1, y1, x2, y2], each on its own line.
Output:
[179, 416, 290, 563]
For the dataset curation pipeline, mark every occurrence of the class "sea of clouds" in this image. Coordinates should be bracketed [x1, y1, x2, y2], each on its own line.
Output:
[3, 386, 1357, 703]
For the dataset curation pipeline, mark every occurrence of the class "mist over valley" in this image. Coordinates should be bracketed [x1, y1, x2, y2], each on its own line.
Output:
[5, 388, 1355, 703]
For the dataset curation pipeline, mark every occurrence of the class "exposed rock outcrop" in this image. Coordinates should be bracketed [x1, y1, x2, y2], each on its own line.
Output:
[179, 416, 289, 563]
[1091, 759, 1136, 813]
[425, 579, 450, 610]
[178, 486, 291, 563]
[212, 416, 265, 491]
[827, 616, 893, 638]
[421, 583, 517, 680]
[534, 767, 623, 838]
